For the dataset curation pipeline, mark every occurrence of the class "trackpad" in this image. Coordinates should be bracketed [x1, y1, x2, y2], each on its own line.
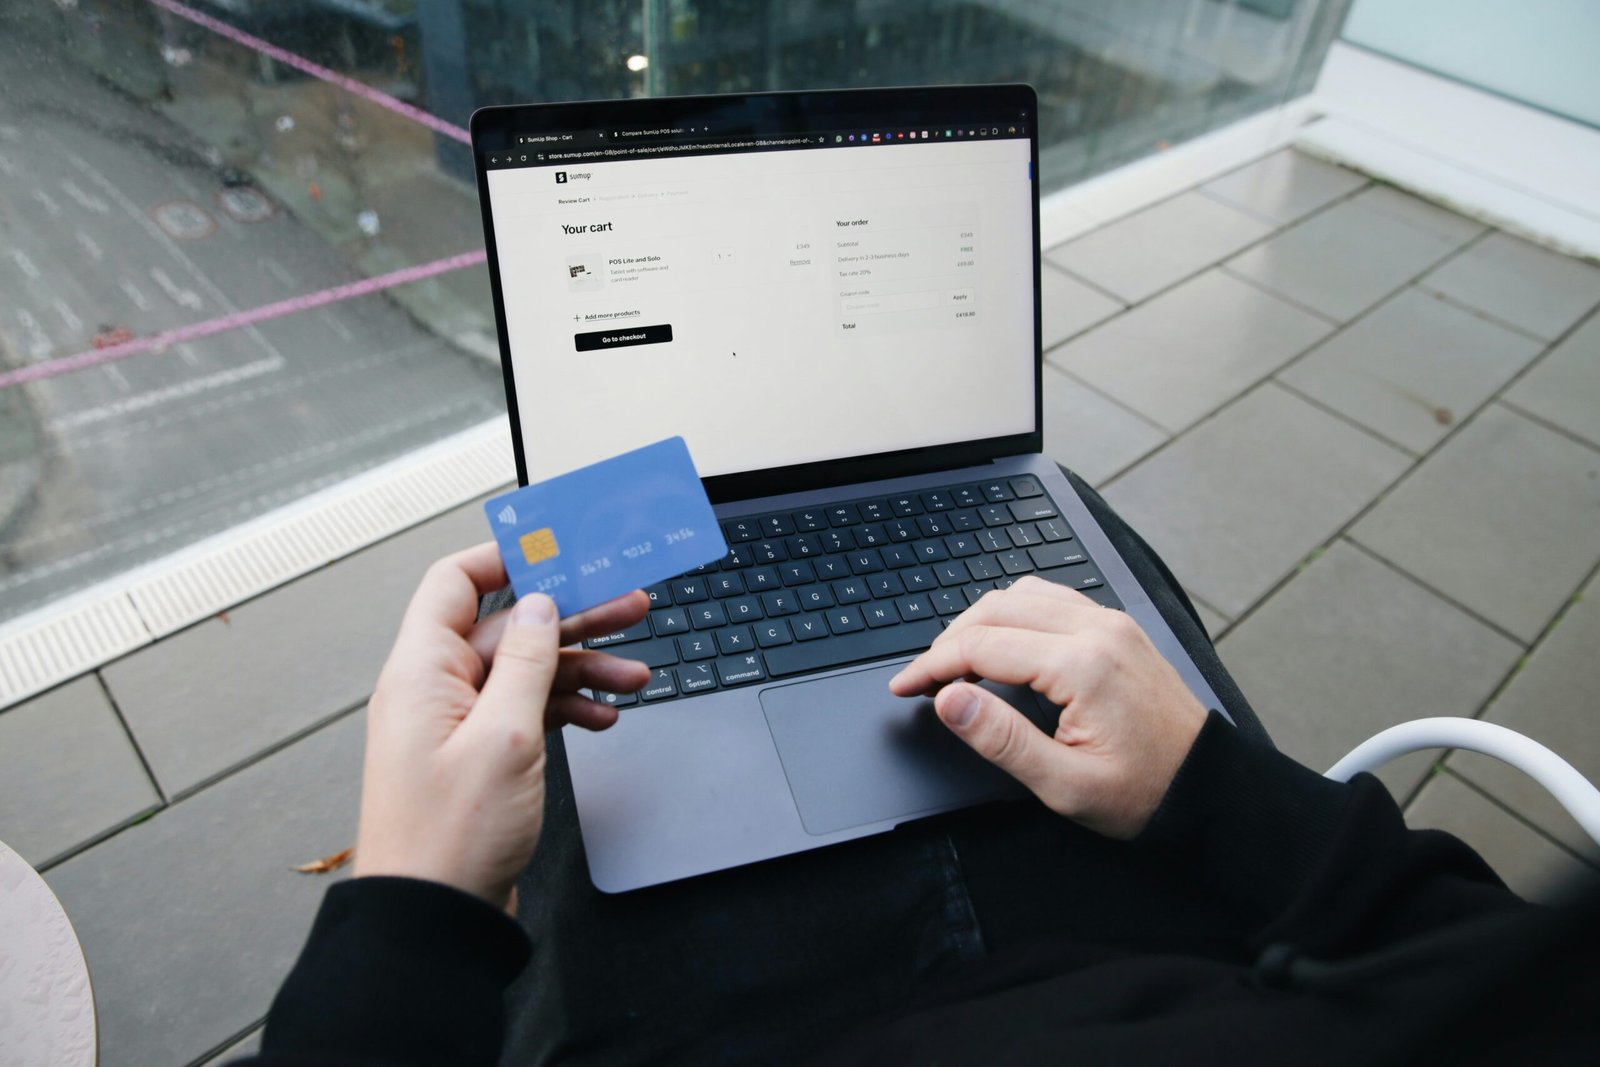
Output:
[760, 662, 1056, 836]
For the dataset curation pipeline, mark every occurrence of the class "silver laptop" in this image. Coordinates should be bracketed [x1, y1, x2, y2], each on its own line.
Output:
[471, 85, 1224, 892]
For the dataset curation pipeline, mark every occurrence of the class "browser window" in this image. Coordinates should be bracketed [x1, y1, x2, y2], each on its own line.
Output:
[486, 133, 1035, 481]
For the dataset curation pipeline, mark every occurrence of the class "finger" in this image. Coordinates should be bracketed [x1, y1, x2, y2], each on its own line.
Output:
[552, 649, 651, 695]
[545, 692, 623, 732]
[468, 590, 651, 666]
[464, 593, 563, 750]
[933, 584, 1099, 647]
[933, 682, 1073, 810]
[393, 543, 511, 658]
[889, 625, 1072, 696]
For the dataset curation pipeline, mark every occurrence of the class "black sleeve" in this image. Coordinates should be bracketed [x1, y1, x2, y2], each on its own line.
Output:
[1133, 710, 1523, 957]
[241, 877, 531, 1066]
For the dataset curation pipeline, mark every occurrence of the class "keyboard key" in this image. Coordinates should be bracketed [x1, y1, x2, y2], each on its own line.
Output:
[930, 589, 966, 616]
[813, 557, 850, 581]
[762, 590, 800, 616]
[718, 654, 768, 686]
[650, 608, 690, 637]
[953, 486, 983, 507]
[591, 689, 638, 709]
[797, 584, 836, 610]
[755, 620, 793, 647]
[751, 540, 787, 564]
[902, 567, 937, 591]
[862, 602, 900, 628]
[780, 561, 816, 586]
[672, 578, 709, 604]
[853, 524, 889, 548]
[746, 565, 781, 591]
[793, 509, 827, 532]
[981, 480, 1014, 503]
[979, 504, 1012, 527]
[676, 663, 719, 694]
[848, 550, 884, 575]
[677, 634, 717, 661]
[764, 619, 941, 677]
[724, 518, 760, 542]
[1029, 544, 1088, 570]
[716, 626, 756, 654]
[912, 539, 949, 564]
[719, 544, 754, 569]
[724, 595, 764, 623]
[828, 504, 861, 527]
[885, 519, 918, 542]
[921, 490, 954, 511]
[820, 530, 850, 553]
[785, 533, 823, 558]
[827, 606, 866, 635]
[868, 572, 905, 598]
[1051, 570, 1104, 592]
[761, 514, 794, 537]
[976, 528, 1010, 552]
[621, 639, 680, 668]
[711, 573, 745, 597]
[935, 562, 969, 587]
[950, 509, 983, 532]
[690, 602, 727, 629]
[859, 500, 890, 522]
[686, 560, 720, 577]
[644, 582, 671, 609]
[896, 594, 933, 621]
[585, 619, 651, 648]
[881, 544, 918, 569]
[1009, 499, 1059, 522]
[917, 514, 953, 537]
[1006, 523, 1041, 547]
[1010, 477, 1044, 498]
[1036, 518, 1072, 542]
[833, 578, 871, 604]
[962, 582, 993, 606]
[966, 555, 1002, 581]
[791, 614, 830, 641]
[997, 551, 1034, 576]
[640, 668, 679, 701]
[945, 533, 981, 558]
[889, 494, 923, 516]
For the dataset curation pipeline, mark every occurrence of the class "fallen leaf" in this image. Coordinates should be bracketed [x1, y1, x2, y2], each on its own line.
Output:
[1433, 407, 1455, 426]
[293, 846, 353, 874]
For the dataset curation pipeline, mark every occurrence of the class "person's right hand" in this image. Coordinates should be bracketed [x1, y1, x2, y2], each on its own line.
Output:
[888, 576, 1207, 840]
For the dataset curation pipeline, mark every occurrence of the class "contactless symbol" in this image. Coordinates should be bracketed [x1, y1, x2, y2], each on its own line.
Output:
[520, 527, 559, 564]
[497, 504, 517, 525]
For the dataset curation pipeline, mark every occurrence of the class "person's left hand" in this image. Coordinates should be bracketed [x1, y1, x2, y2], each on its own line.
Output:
[352, 542, 651, 911]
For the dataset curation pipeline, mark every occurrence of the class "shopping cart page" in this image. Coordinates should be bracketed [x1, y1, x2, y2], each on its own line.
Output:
[487, 137, 1035, 480]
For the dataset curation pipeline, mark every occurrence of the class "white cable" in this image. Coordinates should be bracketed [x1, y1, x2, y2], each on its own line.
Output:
[1326, 717, 1600, 850]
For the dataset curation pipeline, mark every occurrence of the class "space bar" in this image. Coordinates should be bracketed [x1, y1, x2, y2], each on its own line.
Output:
[763, 620, 944, 678]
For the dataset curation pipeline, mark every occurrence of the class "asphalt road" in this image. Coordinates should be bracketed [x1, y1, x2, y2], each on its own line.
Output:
[0, 31, 505, 622]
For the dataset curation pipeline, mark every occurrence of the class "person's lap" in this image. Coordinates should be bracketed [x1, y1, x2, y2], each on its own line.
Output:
[488, 470, 1269, 1066]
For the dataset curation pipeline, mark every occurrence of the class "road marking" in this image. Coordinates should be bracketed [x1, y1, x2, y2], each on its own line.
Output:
[0, 152, 17, 177]
[62, 179, 110, 213]
[176, 342, 200, 366]
[16, 310, 54, 360]
[319, 310, 355, 342]
[105, 364, 133, 392]
[32, 188, 63, 217]
[119, 279, 151, 311]
[1, 249, 486, 391]
[263, 257, 295, 287]
[152, 199, 216, 240]
[53, 299, 83, 334]
[9, 248, 40, 280]
[150, 266, 203, 310]
[76, 230, 104, 261]
[48, 355, 284, 431]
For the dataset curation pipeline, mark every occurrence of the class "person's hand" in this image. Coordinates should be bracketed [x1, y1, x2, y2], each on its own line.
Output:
[889, 576, 1207, 839]
[353, 543, 651, 910]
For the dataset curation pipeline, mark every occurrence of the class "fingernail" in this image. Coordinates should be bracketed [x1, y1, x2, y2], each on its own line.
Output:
[888, 669, 906, 690]
[513, 594, 557, 625]
[948, 690, 980, 728]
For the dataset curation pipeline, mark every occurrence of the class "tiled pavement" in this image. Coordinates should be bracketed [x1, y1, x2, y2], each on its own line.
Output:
[3, 150, 1599, 1066]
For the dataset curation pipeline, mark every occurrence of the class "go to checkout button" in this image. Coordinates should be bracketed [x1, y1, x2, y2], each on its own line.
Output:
[574, 324, 674, 352]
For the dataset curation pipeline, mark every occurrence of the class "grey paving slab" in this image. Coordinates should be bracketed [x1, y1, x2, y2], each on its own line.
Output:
[45, 709, 363, 1067]
[1351, 403, 1600, 644]
[202, 1027, 263, 1067]
[1448, 571, 1600, 860]
[1103, 383, 1410, 618]
[0, 676, 160, 868]
[1419, 231, 1600, 341]
[1041, 262, 1125, 351]
[1226, 185, 1484, 322]
[1049, 268, 1332, 434]
[1200, 149, 1367, 226]
[1280, 287, 1544, 454]
[1505, 311, 1600, 448]
[1406, 770, 1600, 906]
[1218, 541, 1522, 800]
[1045, 191, 1274, 304]
[102, 498, 493, 797]
[1041, 364, 1169, 487]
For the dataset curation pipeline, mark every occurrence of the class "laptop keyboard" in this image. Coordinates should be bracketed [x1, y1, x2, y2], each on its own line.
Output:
[584, 475, 1122, 706]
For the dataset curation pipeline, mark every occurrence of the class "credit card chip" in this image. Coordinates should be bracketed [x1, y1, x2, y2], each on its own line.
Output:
[520, 527, 559, 564]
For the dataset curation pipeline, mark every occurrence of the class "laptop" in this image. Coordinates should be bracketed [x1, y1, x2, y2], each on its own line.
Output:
[470, 85, 1225, 892]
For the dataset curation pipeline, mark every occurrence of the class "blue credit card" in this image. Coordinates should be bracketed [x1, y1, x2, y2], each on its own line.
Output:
[484, 436, 727, 617]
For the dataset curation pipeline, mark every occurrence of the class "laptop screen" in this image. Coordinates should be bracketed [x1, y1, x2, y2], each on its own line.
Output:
[475, 88, 1039, 488]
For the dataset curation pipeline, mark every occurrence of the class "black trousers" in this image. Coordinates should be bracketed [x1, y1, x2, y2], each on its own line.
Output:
[482, 471, 1270, 1066]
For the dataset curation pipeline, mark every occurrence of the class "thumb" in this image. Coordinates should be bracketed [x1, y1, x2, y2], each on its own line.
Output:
[473, 593, 562, 736]
[935, 683, 1066, 807]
